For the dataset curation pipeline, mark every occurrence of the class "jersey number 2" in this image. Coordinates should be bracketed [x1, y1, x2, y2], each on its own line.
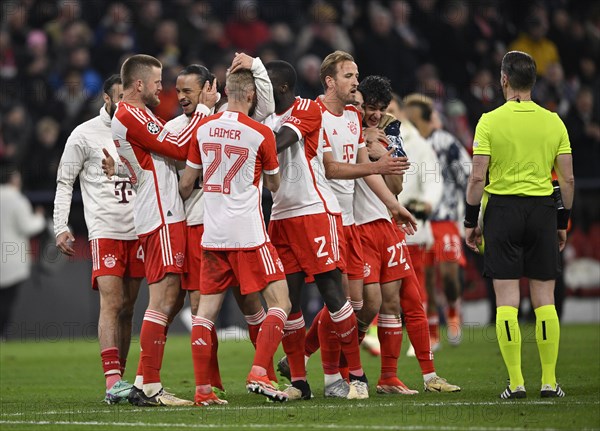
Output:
[203, 143, 249, 194]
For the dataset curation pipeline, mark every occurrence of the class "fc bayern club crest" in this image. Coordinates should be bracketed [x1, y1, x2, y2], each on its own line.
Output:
[103, 254, 117, 268]
[147, 121, 160, 134]
[348, 121, 357, 135]
[275, 258, 284, 272]
[175, 252, 185, 268]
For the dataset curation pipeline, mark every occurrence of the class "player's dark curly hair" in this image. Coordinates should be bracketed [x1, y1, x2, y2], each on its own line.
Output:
[357, 75, 393, 108]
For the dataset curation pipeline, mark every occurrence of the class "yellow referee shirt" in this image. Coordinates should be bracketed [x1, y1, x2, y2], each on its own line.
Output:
[473, 101, 571, 197]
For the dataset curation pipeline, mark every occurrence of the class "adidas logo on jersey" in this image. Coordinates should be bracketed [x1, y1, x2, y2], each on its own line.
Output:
[332, 129, 338, 135]
[326, 257, 334, 265]
[192, 338, 207, 346]
[404, 263, 410, 270]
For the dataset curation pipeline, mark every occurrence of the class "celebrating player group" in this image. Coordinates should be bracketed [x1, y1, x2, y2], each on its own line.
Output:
[55, 49, 462, 407]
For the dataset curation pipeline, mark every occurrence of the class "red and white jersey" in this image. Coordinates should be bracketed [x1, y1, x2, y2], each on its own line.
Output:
[164, 113, 204, 226]
[187, 111, 279, 250]
[112, 102, 208, 236]
[353, 177, 390, 225]
[316, 97, 365, 225]
[264, 97, 339, 220]
[54, 107, 137, 241]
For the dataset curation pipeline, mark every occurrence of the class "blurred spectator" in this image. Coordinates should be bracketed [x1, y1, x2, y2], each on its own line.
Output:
[469, 1, 512, 70]
[356, 3, 417, 95]
[257, 22, 295, 64]
[411, 0, 439, 39]
[54, 69, 97, 130]
[176, 0, 215, 62]
[135, 0, 163, 55]
[0, 30, 18, 82]
[463, 68, 503, 130]
[44, 0, 82, 47]
[0, 164, 45, 340]
[429, 1, 472, 95]
[66, 46, 102, 95]
[564, 87, 600, 231]
[444, 99, 473, 148]
[225, 0, 271, 55]
[414, 62, 445, 100]
[1, 104, 32, 167]
[5, 2, 30, 51]
[21, 30, 50, 79]
[547, 8, 584, 79]
[153, 20, 181, 66]
[295, 2, 353, 60]
[565, 87, 600, 179]
[532, 62, 575, 117]
[509, 11, 559, 76]
[390, 0, 428, 61]
[189, 20, 232, 70]
[23, 116, 64, 191]
[296, 54, 323, 99]
[93, 3, 136, 76]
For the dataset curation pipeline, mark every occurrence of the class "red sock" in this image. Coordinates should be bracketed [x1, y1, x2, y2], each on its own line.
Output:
[209, 325, 223, 390]
[134, 355, 143, 386]
[318, 306, 340, 375]
[338, 352, 349, 381]
[252, 308, 287, 372]
[304, 307, 324, 357]
[191, 316, 214, 387]
[119, 357, 127, 378]
[448, 305, 457, 318]
[282, 311, 307, 381]
[331, 302, 363, 375]
[428, 313, 439, 339]
[101, 347, 121, 389]
[140, 310, 168, 385]
[401, 271, 435, 374]
[378, 314, 403, 379]
[246, 309, 277, 381]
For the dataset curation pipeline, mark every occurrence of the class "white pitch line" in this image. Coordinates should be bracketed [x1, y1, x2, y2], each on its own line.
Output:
[2, 420, 596, 431]
[1, 398, 597, 418]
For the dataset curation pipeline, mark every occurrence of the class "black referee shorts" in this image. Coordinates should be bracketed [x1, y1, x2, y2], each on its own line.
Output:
[483, 194, 560, 280]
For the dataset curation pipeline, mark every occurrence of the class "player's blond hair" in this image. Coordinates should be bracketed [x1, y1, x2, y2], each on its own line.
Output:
[404, 93, 434, 122]
[120, 54, 162, 89]
[403, 93, 434, 109]
[320, 50, 355, 90]
[226, 69, 256, 102]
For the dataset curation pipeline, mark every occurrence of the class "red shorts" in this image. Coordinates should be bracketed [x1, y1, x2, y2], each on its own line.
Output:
[89, 238, 145, 289]
[200, 242, 285, 295]
[182, 224, 204, 291]
[430, 221, 466, 266]
[339, 224, 364, 280]
[138, 222, 187, 284]
[269, 213, 342, 276]
[358, 219, 412, 285]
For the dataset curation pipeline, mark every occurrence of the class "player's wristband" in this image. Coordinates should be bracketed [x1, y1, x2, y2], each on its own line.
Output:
[557, 208, 571, 230]
[463, 202, 480, 228]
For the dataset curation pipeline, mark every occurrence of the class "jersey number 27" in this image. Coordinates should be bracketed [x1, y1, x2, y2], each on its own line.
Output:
[202, 143, 249, 194]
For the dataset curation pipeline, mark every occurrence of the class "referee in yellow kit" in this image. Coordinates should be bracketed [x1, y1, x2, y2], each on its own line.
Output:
[464, 51, 574, 399]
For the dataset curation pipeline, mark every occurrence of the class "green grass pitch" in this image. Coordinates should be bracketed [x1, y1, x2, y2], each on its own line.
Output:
[1, 324, 599, 430]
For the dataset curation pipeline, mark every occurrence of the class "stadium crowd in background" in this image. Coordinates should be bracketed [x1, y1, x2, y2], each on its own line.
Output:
[1, 0, 598, 210]
[0, 0, 596, 405]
